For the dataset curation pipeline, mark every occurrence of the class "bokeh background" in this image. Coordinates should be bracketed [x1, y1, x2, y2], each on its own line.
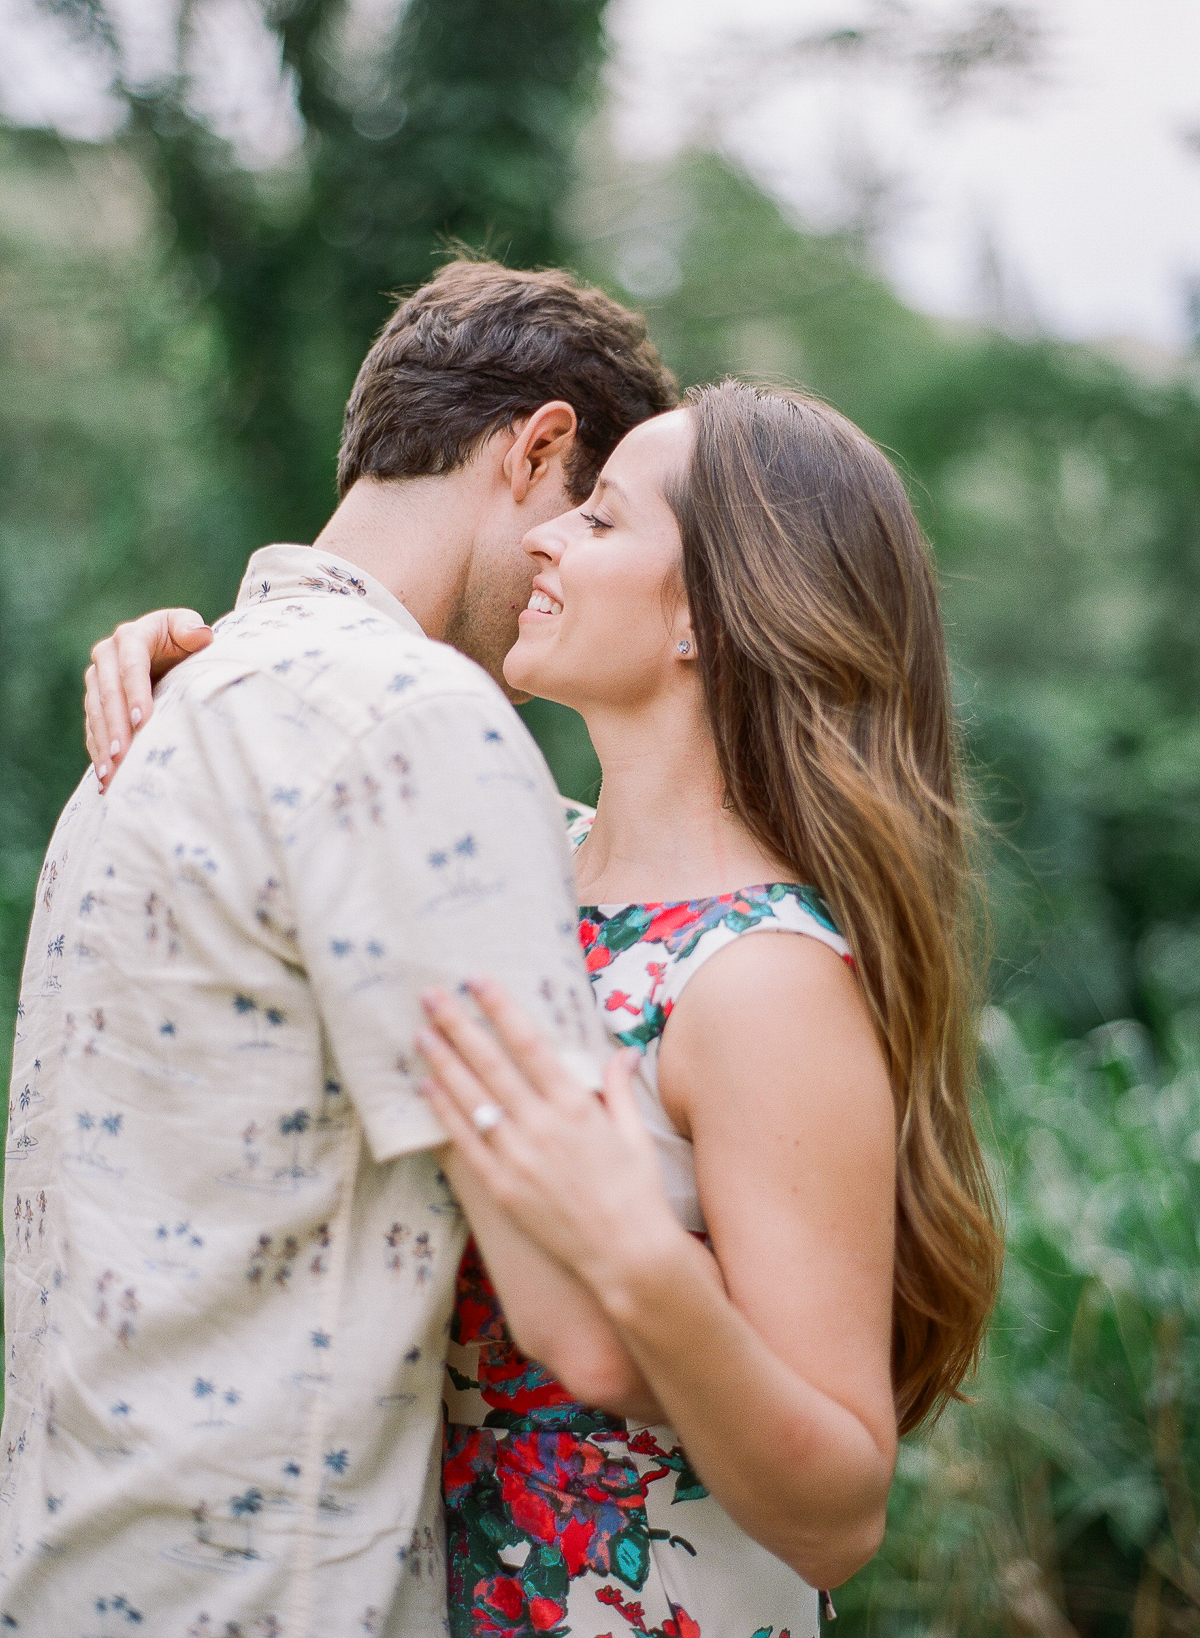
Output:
[2, 0, 1200, 1628]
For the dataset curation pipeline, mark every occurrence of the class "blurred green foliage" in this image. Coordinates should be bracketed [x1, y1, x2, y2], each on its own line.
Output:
[839, 1010, 1200, 1634]
[3, 2, 1200, 1629]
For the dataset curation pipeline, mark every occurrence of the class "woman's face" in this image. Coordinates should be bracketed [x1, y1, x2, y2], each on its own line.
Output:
[503, 408, 695, 713]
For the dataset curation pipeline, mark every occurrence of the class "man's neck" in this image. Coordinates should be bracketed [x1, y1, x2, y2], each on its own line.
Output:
[313, 474, 485, 640]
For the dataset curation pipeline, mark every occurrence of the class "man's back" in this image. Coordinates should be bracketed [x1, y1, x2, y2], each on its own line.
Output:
[3, 548, 602, 1635]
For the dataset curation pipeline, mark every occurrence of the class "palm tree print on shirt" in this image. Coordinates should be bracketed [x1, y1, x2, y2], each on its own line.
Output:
[421, 834, 503, 915]
[229, 1488, 264, 1557]
[279, 1110, 312, 1179]
[7, 1058, 42, 1160]
[232, 993, 288, 1050]
[165, 1491, 272, 1570]
[319, 1449, 354, 1515]
[146, 1218, 204, 1280]
[191, 1377, 243, 1429]
[64, 1110, 125, 1178]
[327, 936, 388, 992]
[89, 1593, 144, 1628]
[217, 1110, 322, 1195]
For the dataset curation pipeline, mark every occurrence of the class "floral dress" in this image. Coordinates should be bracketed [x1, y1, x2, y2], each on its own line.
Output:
[442, 808, 854, 1638]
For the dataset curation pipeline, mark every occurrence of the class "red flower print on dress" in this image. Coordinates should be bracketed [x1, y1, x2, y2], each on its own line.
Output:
[477, 1347, 581, 1418]
[443, 1425, 490, 1507]
[594, 1587, 702, 1638]
[604, 964, 668, 1021]
[529, 1597, 569, 1633]
[496, 1433, 650, 1588]
[452, 1236, 506, 1345]
[641, 905, 697, 944]
[451, 1239, 584, 1421]
[474, 1572, 569, 1637]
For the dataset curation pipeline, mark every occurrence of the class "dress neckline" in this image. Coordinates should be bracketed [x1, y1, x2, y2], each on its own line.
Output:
[577, 882, 809, 916]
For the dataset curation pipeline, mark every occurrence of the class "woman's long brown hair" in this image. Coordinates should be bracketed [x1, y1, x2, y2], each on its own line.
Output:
[669, 380, 1002, 1434]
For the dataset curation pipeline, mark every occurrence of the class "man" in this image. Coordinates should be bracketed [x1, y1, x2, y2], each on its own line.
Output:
[4, 260, 677, 1634]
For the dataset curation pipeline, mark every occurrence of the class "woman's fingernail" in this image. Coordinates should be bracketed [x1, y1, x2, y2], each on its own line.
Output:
[110, 740, 121, 758]
[97, 764, 108, 781]
[130, 708, 142, 727]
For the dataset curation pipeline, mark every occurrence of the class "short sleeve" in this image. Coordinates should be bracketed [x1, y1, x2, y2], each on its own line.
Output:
[280, 689, 608, 1162]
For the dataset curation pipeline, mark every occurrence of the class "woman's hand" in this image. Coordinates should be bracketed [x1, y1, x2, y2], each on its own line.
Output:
[418, 979, 685, 1302]
[85, 609, 213, 787]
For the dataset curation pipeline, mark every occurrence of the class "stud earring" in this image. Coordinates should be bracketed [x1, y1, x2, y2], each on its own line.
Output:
[677, 639, 691, 655]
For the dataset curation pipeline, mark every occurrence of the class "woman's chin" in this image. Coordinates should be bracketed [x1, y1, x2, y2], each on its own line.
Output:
[502, 646, 548, 701]
[502, 648, 578, 713]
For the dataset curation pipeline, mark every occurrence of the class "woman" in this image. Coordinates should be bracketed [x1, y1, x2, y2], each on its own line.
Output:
[83, 383, 1001, 1636]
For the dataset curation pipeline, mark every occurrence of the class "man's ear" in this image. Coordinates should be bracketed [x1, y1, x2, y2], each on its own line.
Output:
[503, 401, 577, 503]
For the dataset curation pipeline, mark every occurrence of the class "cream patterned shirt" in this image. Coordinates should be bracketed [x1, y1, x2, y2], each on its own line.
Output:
[2, 546, 606, 1637]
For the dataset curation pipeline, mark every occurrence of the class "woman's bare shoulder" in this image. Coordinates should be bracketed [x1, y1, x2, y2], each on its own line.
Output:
[659, 926, 889, 1136]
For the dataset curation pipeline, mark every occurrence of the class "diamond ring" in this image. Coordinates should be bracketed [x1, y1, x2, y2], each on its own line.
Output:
[471, 1103, 504, 1136]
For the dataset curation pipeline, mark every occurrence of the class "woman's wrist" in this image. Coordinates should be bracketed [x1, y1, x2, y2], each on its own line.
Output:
[582, 1211, 706, 1333]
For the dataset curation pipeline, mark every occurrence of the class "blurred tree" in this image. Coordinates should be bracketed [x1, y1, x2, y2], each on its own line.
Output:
[49, 0, 608, 546]
[892, 340, 1200, 1037]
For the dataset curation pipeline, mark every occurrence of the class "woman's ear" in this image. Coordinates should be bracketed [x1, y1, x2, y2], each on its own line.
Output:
[504, 401, 578, 502]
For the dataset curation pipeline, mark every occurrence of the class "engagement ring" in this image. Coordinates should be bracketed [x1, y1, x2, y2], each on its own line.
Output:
[472, 1103, 504, 1135]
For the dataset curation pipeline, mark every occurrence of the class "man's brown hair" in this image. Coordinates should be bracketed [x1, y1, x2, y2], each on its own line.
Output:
[336, 260, 678, 503]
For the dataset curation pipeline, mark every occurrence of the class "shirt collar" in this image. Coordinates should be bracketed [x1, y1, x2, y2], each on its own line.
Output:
[234, 545, 426, 639]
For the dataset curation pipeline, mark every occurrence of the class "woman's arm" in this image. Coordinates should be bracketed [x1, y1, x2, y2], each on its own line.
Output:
[84, 608, 213, 786]
[419, 940, 898, 1590]
[418, 1014, 669, 1422]
[615, 933, 897, 1586]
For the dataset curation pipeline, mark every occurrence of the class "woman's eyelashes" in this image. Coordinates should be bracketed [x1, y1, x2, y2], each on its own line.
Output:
[580, 511, 613, 532]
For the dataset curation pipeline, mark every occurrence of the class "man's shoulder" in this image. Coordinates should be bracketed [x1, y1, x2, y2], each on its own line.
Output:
[182, 598, 503, 735]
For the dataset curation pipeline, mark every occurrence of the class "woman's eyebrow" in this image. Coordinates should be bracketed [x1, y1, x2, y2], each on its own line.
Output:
[593, 477, 628, 508]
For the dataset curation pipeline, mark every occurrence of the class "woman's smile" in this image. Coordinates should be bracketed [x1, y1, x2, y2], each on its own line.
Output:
[523, 585, 563, 617]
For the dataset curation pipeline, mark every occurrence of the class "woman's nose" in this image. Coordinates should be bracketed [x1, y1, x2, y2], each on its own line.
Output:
[521, 517, 568, 564]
